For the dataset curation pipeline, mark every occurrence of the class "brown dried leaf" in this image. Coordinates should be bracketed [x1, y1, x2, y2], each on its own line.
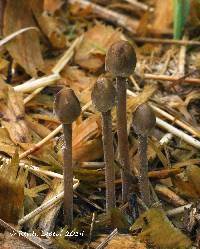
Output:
[0, 151, 26, 224]
[187, 165, 200, 196]
[130, 206, 192, 249]
[72, 115, 103, 162]
[3, 0, 44, 77]
[105, 235, 146, 249]
[0, 128, 16, 156]
[173, 171, 200, 200]
[43, 0, 64, 14]
[31, 0, 67, 48]
[0, 78, 31, 144]
[74, 23, 121, 72]
[152, 0, 173, 34]
[26, 115, 51, 138]
[61, 66, 97, 93]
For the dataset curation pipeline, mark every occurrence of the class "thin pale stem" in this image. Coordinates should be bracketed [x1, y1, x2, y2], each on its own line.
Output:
[116, 77, 131, 203]
[101, 110, 116, 212]
[138, 135, 151, 207]
[62, 123, 73, 227]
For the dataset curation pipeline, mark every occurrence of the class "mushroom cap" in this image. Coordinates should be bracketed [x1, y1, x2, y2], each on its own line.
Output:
[105, 40, 137, 77]
[54, 87, 81, 124]
[132, 103, 156, 136]
[91, 76, 116, 112]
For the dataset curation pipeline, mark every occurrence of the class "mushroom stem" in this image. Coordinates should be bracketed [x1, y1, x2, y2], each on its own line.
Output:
[62, 123, 73, 227]
[137, 134, 151, 207]
[101, 110, 116, 212]
[116, 77, 131, 203]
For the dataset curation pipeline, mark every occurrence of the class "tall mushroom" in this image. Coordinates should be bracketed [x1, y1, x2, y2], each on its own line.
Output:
[91, 76, 116, 213]
[132, 103, 156, 207]
[54, 87, 81, 227]
[105, 40, 137, 203]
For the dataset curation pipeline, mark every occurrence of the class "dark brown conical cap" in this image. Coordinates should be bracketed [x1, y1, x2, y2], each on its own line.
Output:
[54, 87, 81, 124]
[132, 103, 156, 136]
[91, 76, 116, 112]
[105, 40, 137, 77]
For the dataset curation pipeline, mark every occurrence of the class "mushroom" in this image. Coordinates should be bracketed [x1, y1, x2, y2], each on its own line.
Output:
[105, 40, 137, 203]
[132, 103, 156, 207]
[54, 87, 81, 227]
[91, 75, 116, 212]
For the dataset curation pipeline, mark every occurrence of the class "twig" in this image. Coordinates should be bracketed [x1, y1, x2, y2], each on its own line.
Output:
[149, 104, 200, 139]
[125, 0, 153, 11]
[19, 124, 63, 159]
[18, 179, 79, 225]
[159, 133, 173, 144]
[127, 89, 200, 139]
[19, 101, 90, 159]
[178, 35, 187, 76]
[95, 228, 118, 249]
[0, 155, 64, 179]
[23, 86, 44, 104]
[88, 212, 96, 247]
[75, 191, 104, 211]
[0, 27, 39, 47]
[52, 35, 83, 74]
[16, 36, 82, 104]
[155, 184, 187, 207]
[143, 73, 200, 85]
[0, 218, 46, 249]
[14, 74, 60, 93]
[156, 117, 200, 149]
[166, 204, 192, 217]
[68, 0, 138, 33]
[133, 36, 200, 46]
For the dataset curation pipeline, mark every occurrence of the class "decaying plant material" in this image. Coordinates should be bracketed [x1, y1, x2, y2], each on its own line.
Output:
[0, 0, 200, 248]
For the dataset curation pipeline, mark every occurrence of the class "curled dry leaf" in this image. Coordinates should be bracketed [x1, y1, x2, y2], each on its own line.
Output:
[3, 0, 44, 77]
[31, 0, 67, 49]
[130, 206, 192, 249]
[0, 79, 31, 144]
[74, 23, 121, 72]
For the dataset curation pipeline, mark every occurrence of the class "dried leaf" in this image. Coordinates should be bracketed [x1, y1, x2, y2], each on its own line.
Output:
[25, 184, 49, 198]
[105, 235, 146, 249]
[173, 165, 200, 200]
[61, 66, 96, 93]
[31, 0, 67, 48]
[130, 206, 192, 249]
[186, 165, 200, 196]
[74, 23, 121, 72]
[43, 0, 64, 14]
[0, 78, 31, 144]
[0, 150, 26, 224]
[3, 0, 44, 77]
[152, 0, 173, 34]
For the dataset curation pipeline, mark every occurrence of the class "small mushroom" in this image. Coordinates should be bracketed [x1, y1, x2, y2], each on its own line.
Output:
[105, 40, 137, 203]
[91, 76, 116, 212]
[54, 87, 81, 227]
[132, 103, 156, 207]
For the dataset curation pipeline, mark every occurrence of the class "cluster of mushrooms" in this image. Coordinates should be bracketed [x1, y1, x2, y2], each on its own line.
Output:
[54, 40, 156, 227]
